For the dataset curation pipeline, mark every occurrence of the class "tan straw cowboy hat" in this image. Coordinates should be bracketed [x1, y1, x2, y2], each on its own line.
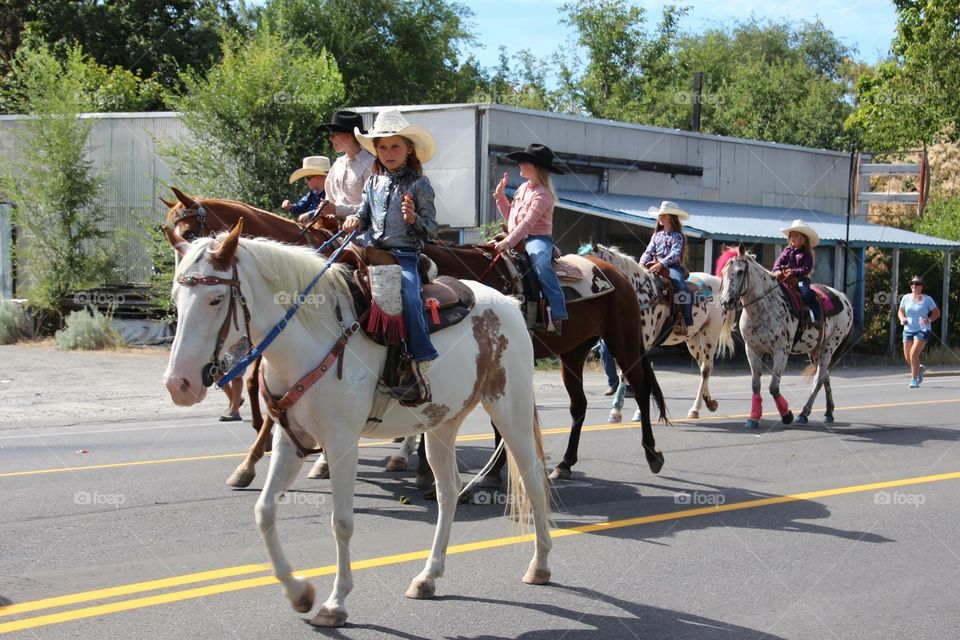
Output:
[355, 110, 435, 163]
[288, 156, 331, 183]
[780, 219, 820, 248]
[647, 200, 690, 221]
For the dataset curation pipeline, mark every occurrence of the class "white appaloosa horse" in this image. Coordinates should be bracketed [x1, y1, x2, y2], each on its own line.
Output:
[716, 245, 853, 428]
[584, 244, 734, 420]
[162, 223, 552, 627]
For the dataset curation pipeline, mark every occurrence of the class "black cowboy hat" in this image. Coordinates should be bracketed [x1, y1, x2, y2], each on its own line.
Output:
[321, 110, 366, 134]
[909, 275, 926, 286]
[506, 143, 566, 174]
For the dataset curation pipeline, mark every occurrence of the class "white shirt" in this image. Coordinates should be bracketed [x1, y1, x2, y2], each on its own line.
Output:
[326, 149, 374, 219]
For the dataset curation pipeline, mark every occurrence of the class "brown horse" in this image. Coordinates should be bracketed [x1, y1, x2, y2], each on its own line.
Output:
[164, 189, 669, 481]
[423, 242, 668, 480]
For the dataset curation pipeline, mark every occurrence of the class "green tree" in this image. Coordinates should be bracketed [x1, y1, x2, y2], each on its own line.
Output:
[1, 0, 243, 106]
[164, 28, 344, 210]
[846, 0, 960, 150]
[0, 41, 113, 320]
[251, 0, 481, 106]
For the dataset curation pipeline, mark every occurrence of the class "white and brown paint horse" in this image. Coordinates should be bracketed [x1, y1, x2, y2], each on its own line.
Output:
[162, 224, 552, 627]
[585, 244, 734, 420]
[716, 245, 853, 428]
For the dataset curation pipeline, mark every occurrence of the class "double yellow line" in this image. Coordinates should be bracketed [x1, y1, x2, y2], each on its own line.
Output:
[4, 469, 960, 633]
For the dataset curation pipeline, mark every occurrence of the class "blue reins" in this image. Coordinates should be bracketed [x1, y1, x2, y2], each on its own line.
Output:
[215, 228, 357, 387]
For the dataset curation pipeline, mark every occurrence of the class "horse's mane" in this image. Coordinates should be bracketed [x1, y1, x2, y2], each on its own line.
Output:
[714, 248, 739, 276]
[592, 244, 651, 281]
[177, 233, 353, 338]
[164, 197, 295, 227]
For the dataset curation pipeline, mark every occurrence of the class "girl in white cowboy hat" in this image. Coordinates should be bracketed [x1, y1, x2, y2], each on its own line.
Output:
[772, 219, 820, 322]
[492, 142, 568, 334]
[343, 110, 438, 403]
[282, 156, 330, 220]
[897, 274, 940, 388]
[640, 200, 694, 334]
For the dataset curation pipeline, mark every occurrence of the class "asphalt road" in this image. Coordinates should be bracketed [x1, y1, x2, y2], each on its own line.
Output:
[2, 344, 960, 639]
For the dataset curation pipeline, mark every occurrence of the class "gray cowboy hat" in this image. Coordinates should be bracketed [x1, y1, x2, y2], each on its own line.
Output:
[909, 275, 926, 287]
[506, 143, 566, 175]
[321, 110, 367, 134]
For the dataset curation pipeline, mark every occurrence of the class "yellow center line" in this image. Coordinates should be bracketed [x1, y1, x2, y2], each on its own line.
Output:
[5, 396, 960, 479]
[2, 469, 960, 633]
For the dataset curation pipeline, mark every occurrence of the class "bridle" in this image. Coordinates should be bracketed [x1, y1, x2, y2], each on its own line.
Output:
[170, 204, 209, 241]
[175, 263, 252, 388]
[727, 255, 782, 309]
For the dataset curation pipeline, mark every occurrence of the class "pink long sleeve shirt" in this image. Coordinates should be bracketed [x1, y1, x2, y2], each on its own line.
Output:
[495, 182, 555, 248]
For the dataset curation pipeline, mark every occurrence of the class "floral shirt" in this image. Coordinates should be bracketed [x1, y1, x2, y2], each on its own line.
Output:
[640, 230, 685, 269]
[326, 149, 374, 219]
[356, 167, 437, 251]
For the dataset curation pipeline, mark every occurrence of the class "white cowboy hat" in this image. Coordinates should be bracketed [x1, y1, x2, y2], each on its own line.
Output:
[288, 156, 331, 183]
[780, 219, 820, 248]
[355, 110, 436, 163]
[647, 200, 689, 222]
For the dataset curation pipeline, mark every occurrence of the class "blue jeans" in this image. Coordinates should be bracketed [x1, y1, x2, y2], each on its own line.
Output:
[526, 235, 568, 321]
[797, 277, 820, 319]
[668, 267, 693, 325]
[392, 249, 438, 362]
[597, 339, 618, 388]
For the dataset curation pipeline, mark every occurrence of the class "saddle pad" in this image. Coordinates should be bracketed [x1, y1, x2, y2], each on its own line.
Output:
[810, 284, 840, 315]
[554, 256, 584, 281]
[559, 255, 615, 303]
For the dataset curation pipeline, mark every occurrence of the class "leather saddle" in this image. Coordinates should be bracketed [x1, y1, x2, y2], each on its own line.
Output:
[343, 245, 475, 344]
[647, 269, 711, 331]
[777, 276, 841, 323]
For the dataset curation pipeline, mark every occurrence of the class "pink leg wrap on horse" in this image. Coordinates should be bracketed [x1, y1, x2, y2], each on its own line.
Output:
[750, 394, 763, 420]
[774, 394, 789, 417]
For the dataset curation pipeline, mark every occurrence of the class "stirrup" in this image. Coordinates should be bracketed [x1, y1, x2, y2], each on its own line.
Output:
[390, 360, 432, 406]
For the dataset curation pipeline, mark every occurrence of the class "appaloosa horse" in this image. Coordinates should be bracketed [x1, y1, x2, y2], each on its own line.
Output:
[163, 224, 552, 627]
[582, 243, 734, 420]
[716, 245, 853, 428]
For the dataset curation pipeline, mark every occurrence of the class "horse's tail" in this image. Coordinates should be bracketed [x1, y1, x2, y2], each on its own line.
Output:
[716, 306, 736, 359]
[507, 407, 553, 531]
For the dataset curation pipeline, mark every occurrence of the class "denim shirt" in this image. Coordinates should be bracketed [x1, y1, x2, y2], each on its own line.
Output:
[289, 189, 325, 216]
[356, 167, 437, 251]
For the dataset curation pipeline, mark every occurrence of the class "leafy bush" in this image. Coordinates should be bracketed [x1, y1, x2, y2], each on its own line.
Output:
[54, 307, 122, 351]
[0, 298, 26, 344]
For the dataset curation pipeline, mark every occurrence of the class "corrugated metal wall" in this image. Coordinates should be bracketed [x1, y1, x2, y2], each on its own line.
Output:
[0, 113, 186, 285]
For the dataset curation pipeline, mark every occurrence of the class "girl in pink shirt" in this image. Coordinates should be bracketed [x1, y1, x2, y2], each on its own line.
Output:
[493, 143, 567, 333]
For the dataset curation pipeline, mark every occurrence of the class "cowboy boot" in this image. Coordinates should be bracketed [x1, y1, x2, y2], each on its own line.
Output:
[392, 360, 432, 406]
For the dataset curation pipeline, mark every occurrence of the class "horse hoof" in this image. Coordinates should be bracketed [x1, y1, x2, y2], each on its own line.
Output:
[478, 473, 502, 488]
[687, 410, 699, 419]
[385, 456, 408, 472]
[405, 578, 436, 599]
[745, 419, 760, 429]
[646, 450, 665, 475]
[522, 566, 551, 585]
[548, 465, 572, 481]
[415, 472, 435, 488]
[608, 411, 622, 424]
[631, 410, 642, 422]
[795, 414, 808, 425]
[705, 399, 719, 412]
[225, 468, 255, 488]
[308, 605, 347, 627]
[781, 411, 794, 425]
[824, 414, 834, 424]
[291, 581, 315, 613]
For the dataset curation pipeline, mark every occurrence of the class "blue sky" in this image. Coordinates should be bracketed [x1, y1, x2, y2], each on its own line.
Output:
[461, 0, 899, 69]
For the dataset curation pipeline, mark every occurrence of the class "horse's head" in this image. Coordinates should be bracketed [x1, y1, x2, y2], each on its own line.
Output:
[163, 221, 245, 406]
[717, 243, 749, 311]
[163, 187, 208, 241]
